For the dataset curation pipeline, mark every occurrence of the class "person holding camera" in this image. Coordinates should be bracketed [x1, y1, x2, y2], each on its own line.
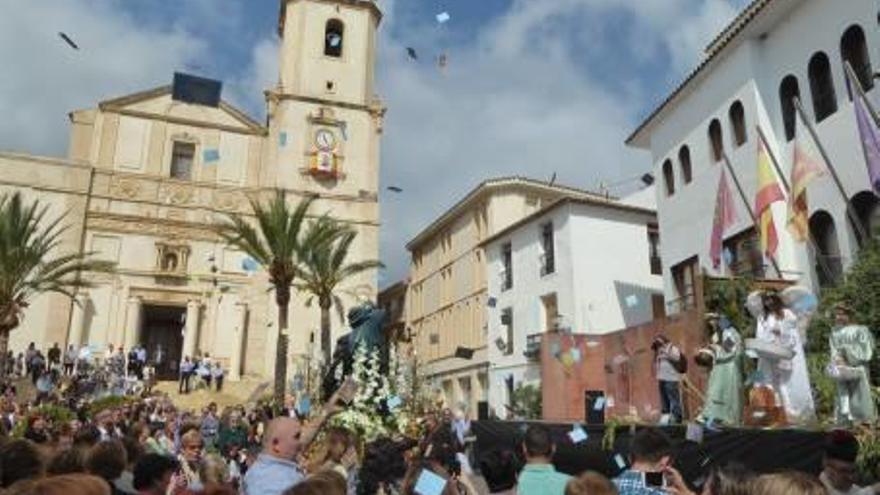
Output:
[614, 428, 693, 495]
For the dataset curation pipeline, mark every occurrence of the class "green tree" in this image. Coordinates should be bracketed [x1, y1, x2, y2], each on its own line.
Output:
[295, 218, 383, 367]
[0, 192, 111, 378]
[218, 192, 336, 401]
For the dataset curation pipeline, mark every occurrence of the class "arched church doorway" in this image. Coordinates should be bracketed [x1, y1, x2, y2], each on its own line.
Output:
[141, 305, 186, 380]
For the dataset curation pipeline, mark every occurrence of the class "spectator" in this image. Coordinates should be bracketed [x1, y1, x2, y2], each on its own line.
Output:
[29, 473, 112, 495]
[175, 429, 204, 492]
[752, 472, 827, 495]
[24, 415, 50, 443]
[517, 424, 570, 495]
[48, 448, 87, 475]
[86, 439, 128, 495]
[133, 454, 179, 495]
[179, 357, 193, 395]
[479, 449, 520, 495]
[116, 435, 144, 494]
[0, 439, 44, 488]
[48, 343, 62, 370]
[242, 388, 344, 495]
[217, 409, 247, 457]
[357, 437, 416, 495]
[64, 344, 77, 376]
[820, 430, 879, 495]
[566, 472, 618, 495]
[199, 453, 232, 490]
[283, 470, 347, 495]
[201, 403, 220, 450]
[700, 463, 754, 495]
[614, 428, 691, 495]
[212, 363, 225, 392]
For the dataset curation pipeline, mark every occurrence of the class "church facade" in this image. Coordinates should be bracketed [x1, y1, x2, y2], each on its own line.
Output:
[0, 0, 384, 382]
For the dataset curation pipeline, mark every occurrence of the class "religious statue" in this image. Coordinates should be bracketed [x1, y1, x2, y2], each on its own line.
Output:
[827, 303, 877, 425]
[321, 302, 387, 402]
[696, 314, 743, 426]
[750, 291, 816, 424]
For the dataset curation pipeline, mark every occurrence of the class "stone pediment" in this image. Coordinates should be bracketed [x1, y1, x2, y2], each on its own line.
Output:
[95, 85, 266, 135]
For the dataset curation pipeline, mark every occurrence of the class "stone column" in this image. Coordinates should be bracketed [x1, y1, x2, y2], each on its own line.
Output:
[124, 296, 142, 350]
[230, 302, 248, 381]
[68, 292, 90, 348]
[182, 300, 201, 359]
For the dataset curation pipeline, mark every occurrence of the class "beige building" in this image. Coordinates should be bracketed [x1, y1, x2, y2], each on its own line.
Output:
[405, 177, 613, 415]
[0, 0, 385, 382]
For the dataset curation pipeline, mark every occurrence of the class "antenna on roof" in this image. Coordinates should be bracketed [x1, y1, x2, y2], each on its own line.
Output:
[548, 172, 557, 186]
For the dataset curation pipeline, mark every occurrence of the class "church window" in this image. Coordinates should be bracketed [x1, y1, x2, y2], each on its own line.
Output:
[779, 75, 800, 141]
[662, 159, 675, 196]
[324, 19, 344, 58]
[729, 101, 747, 147]
[809, 52, 838, 122]
[841, 25, 873, 94]
[170, 142, 194, 181]
[708, 119, 724, 162]
[679, 146, 692, 185]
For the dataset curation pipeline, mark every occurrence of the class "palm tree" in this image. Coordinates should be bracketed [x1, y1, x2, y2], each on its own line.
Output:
[218, 191, 337, 401]
[0, 192, 112, 379]
[295, 218, 383, 367]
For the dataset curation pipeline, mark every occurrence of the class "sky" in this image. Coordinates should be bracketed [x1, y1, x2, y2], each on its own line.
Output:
[0, 0, 750, 286]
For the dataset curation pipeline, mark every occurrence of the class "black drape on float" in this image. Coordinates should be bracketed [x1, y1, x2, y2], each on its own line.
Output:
[472, 421, 825, 482]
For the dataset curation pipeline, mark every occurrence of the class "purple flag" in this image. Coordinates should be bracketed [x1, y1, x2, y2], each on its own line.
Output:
[853, 88, 880, 194]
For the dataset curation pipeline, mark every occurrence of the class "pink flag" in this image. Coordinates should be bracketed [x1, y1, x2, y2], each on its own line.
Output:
[710, 169, 737, 270]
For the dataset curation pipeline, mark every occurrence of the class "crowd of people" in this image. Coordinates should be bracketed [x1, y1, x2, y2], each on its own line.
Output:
[0, 342, 876, 495]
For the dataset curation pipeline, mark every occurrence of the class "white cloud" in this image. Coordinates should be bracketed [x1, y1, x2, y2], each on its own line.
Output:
[376, 0, 744, 283]
[0, 0, 207, 156]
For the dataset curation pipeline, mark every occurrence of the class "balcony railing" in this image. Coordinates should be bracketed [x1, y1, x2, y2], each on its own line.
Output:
[524, 333, 542, 361]
[650, 255, 662, 275]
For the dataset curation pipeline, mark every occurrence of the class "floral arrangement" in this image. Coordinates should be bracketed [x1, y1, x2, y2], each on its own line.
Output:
[327, 343, 417, 442]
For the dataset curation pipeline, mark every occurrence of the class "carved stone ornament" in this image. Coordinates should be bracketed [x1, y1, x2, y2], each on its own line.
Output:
[214, 191, 242, 211]
[111, 177, 142, 199]
[163, 184, 196, 205]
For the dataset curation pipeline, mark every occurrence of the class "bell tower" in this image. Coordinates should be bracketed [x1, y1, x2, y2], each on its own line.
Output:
[266, 0, 384, 195]
[264, 0, 384, 368]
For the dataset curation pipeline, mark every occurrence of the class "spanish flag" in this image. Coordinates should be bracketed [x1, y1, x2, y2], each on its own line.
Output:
[756, 135, 785, 257]
[786, 114, 826, 242]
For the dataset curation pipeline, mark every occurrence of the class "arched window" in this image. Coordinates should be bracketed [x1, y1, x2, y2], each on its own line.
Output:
[678, 146, 692, 184]
[809, 210, 843, 287]
[779, 75, 800, 141]
[662, 159, 675, 196]
[851, 191, 880, 242]
[324, 19, 344, 57]
[809, 52, 838, 122]
[841, 25, 873, 93]
[728, 101, 747, 147]
[708, 119, 724, 162]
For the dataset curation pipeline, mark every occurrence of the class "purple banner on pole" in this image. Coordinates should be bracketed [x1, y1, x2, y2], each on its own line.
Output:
[853, 90, 880, 194]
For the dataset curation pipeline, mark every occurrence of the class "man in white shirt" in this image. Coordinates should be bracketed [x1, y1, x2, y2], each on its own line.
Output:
[820, 430, 879, 495]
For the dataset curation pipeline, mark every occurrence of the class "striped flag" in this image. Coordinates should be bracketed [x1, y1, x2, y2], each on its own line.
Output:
[756, 135, 785, 257]
[710, 169, 737, 270]
[786, 113, 826, 242]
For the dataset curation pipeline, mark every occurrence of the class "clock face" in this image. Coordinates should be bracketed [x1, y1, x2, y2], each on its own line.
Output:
[315, 129, 336, 151]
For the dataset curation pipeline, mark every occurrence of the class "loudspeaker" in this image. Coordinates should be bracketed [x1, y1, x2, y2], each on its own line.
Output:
[478, 401, 489, 420]
[584, 390, 605, 425]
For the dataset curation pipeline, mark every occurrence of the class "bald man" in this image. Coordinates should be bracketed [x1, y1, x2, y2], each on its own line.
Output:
[242, 386, 347, 495]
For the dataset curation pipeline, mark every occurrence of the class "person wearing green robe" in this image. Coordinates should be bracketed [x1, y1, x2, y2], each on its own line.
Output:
[829, 304, 877, 425]
[699, 316, 743, 426]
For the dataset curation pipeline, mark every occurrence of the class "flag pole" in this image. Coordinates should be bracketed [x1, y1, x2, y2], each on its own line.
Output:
[845, 61, 880, 128]
[792, 97, 868, 248]
[755, 125, 836, 285]
[721, 151, 784, 278]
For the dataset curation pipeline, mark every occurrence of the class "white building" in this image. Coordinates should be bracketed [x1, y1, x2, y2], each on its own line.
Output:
[482, 193, 663, 415]
[627, 0, 880, 309]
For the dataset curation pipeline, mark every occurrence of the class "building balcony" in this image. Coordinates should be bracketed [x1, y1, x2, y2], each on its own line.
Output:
[539, 253, 555, 276]
[524, 333, 542, 361]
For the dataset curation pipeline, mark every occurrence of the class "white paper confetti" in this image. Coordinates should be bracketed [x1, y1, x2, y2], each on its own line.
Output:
[436, 11, 451, 23]
[568, 426, 588, 444]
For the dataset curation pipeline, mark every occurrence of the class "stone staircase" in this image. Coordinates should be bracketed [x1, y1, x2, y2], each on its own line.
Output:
[153, 377, 272, 410]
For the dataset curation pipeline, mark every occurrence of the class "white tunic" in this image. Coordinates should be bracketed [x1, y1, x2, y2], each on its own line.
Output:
[756, 309, 815, 423]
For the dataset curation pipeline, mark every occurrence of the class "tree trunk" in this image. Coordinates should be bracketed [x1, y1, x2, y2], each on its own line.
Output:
[320, 298, 332, 367]
[0, 327, 8, 380]
[274, 288, 290, 403]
